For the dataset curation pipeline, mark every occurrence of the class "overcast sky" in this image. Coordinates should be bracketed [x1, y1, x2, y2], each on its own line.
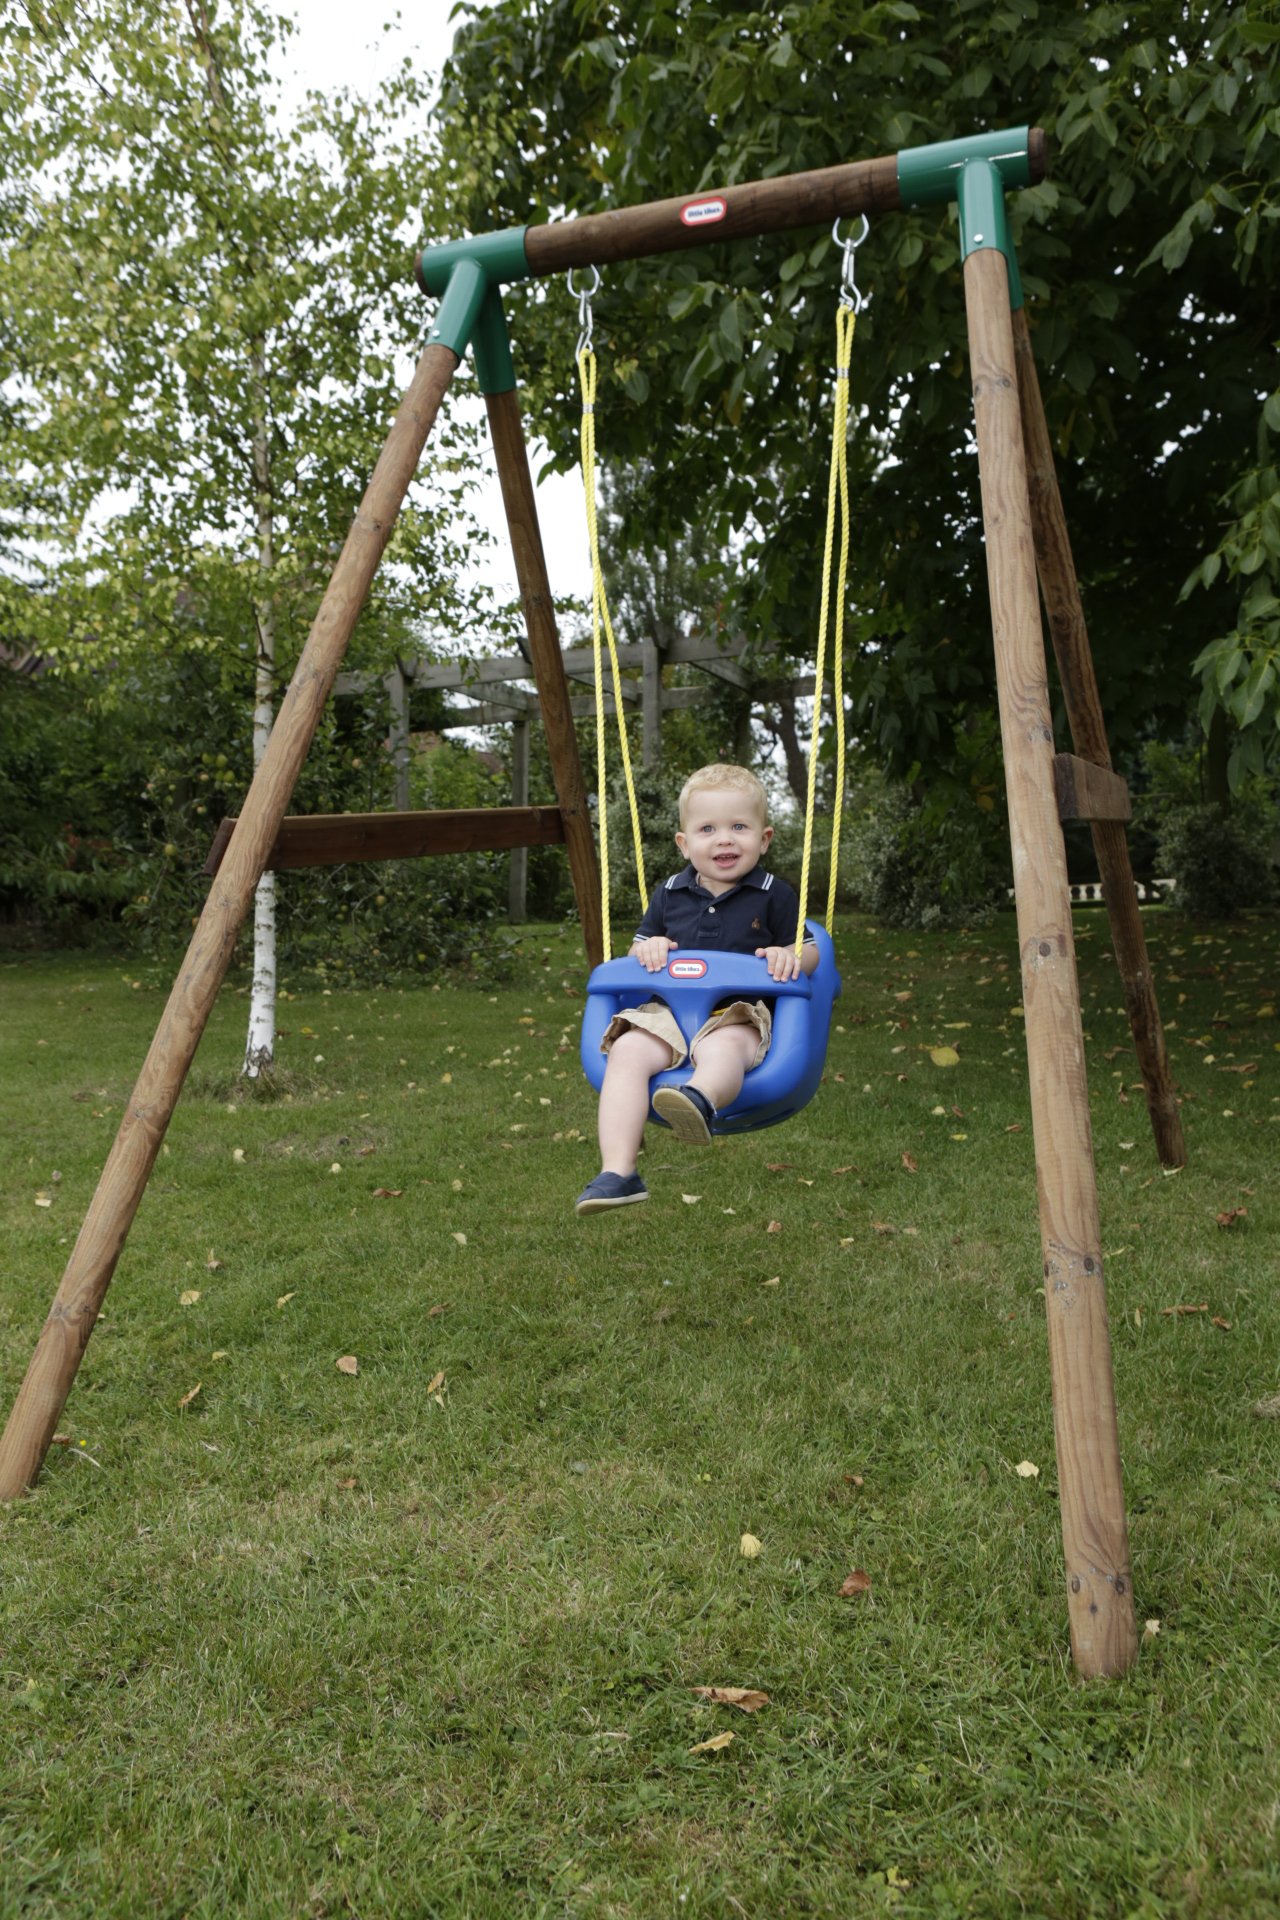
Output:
[280, 0, 592, 614]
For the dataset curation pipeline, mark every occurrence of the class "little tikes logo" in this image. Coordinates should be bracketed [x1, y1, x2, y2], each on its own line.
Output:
[668, 958, 708, 978]
[680, 198, 727, 228]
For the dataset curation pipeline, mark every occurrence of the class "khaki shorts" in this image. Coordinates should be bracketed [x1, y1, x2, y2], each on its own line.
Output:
[600, 997, 773, 1071]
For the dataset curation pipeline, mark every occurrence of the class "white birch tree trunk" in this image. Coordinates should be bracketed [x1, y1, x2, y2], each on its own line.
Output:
[243, 343, 278, 1079]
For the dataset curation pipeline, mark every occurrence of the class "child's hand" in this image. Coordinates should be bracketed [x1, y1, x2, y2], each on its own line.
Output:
[756, 944, 803, 981]
[632, 936, 677, 972]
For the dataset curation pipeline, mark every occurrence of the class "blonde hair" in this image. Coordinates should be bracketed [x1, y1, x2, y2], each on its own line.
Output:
[677, 763, 769, 829]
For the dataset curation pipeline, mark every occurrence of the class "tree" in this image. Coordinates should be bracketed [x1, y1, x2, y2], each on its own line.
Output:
[1, 0, 484, 1054]
[436, 0, 1278, 806]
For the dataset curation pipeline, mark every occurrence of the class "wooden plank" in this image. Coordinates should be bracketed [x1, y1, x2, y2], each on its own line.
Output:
[965, 245, 1136, 1679]
[1053, 754, 1132, 823]
[203, 806, 566, 876]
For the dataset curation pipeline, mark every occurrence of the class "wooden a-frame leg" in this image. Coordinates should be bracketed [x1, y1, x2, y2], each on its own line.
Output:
[0, 343, 463, 1501]
[485, 387, 604, 970]
[965, 249, 1138, 1679]
[1012, 308, 1185, 1170]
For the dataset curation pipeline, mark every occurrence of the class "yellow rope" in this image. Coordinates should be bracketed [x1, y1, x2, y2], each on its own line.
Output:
[793, 301, 855, 956]
[577, 346, 649, 962]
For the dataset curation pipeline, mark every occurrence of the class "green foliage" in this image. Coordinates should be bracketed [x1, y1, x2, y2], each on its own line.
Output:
[437, 0, 1279, 778]
[844, 782, 1008, 931]
[1156, 805, 1277, 920]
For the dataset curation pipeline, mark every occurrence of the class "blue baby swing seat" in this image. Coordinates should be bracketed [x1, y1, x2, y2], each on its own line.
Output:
[580, 923, 842, 1135]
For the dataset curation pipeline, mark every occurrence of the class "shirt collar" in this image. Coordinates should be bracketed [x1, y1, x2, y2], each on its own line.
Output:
[670, 862, 769, 894]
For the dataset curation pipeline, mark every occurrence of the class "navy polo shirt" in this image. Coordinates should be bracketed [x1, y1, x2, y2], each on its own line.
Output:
[632, 864, 811, 954]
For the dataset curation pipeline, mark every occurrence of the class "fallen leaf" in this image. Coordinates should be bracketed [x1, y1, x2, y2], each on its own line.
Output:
[452, 1231, 467, 1246]
[688, 1730, 735, 1755]
[765, 1163, 794, 1172]
[844, 1473, 864, 1487]
[872, 1221, 896, 1236]
[929, 1046, 960, 1067]
[205, 1251, 224, 1271]
[178, 1382, 202, 1410]
[690, 1686, 770, 1712]
[1143, 1618, 1161, 1640]
[1160, 1302, 1208, 1317]
[372, 1187, 405, 1199]
[901, 1152, 919, 1173]
[839, 1568, 872, 1597]
[832, 1164, 857, 1174]
[427, 1303, 451, 1319]
[740, 1533, 763, 1558]
[336, 1355, 359, 1375]
[766, 1220, 782, 1234]
[1015, 1460, 1040, 1478]
[34, 1192, 53, 1208]
[232, 1148, 245, 1163]
[1004, 1123, 1023, 1133]
[1252, 1393, 1280, 1419]
[426, 1369, 445, 1394]
[682, 1193, 702, 1205]
[276, 1292, 295, 1309]
[211, 1350, 229, 1360]
[1215, 1207, 1248, 1228]
[338, 1476, 358, 1490]
[51, 1433, 71, 1445]
[179, 1289, 201, 1307]
[1211, 1316, 1232, 1331]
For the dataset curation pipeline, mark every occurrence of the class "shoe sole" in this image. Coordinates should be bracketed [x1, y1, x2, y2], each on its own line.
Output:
[653, 1087, 713, 1146]
[575, 1189, 649, 1216]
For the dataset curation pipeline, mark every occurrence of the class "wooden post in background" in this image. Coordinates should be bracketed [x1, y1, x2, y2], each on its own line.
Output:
[964, 247, 1137, 1678]
[508, 714, 530, 923]
[388, 664, 411, 811]
[1012, 308, 1185, 1169]
[485, 387, 603, 968]
[642, 636, 664, 767]
[0, 342, 463, 1501]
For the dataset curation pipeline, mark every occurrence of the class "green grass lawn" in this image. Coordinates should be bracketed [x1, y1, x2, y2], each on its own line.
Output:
[2, 910, 1277, 1919]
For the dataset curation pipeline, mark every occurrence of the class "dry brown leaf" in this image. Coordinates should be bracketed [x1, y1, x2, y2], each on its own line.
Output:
[1211, 1316, 1232, 1331]
[839, 1568, 872, 1598]
[690, 1686, 770, 1713]
[872, 1221, 896, 1236]
[336, 1355, 359, 1375]
[832, 1164, 857, 1174]
[427, 1303, 452, 1319]
[766, 1220, 782, 1234]
[901, 1152, 919, 1173]
[844, 1473, 865, 1487]
[51, 1433, 71, 1445]
[760, 1276, 780, 1289]
[426, 1369, 445, 1394]
[372, 1187, 405, 1199]
[1215, 1207, 1248, 1228]
[688, 1730, 735, 1755]
[178, 1382, 202, 1410]
[765, 1163, 794, 1172]
[1161, 1302, 1209, 1317]
[205, 1251, 224, 1272]
[338, 1476, 358, 1490]
[1004, 1123, 1023, 1133]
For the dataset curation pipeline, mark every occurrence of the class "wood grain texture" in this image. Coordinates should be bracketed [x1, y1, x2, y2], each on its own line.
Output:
[524, 156, 902, 275]
[1053, 755, 1132, 824]
[965, 250, 1137, 1678]
[0, 343, 462, 1501]
[1013, 306, 1185, 1170]
[202, 806, 565, 876]
[485, 387, 604, 969]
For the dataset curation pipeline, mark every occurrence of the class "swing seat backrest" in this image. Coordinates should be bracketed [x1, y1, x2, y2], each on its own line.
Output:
[580, 923, 841, 1134]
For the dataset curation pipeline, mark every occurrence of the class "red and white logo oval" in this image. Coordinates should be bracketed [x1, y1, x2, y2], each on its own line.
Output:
[680, 198, 727, 228]
[668, 957, 709, 978]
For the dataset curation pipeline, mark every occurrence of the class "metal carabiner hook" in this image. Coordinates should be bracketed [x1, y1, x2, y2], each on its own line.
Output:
[832, 213, 869, 313]
[567, 264, 602, 358]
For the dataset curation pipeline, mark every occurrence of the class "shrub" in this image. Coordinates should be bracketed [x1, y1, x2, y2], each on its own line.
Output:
[842, 783, 1008, 931]
[1155, 804, 1277, 919]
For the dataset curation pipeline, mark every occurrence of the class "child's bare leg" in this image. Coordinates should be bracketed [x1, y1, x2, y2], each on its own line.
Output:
[598, 1027, 675, 1175]
[687, 1021, 760, 1113]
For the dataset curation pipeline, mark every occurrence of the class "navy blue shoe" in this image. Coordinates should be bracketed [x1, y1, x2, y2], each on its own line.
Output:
[653, 1084, 716, 1145]
[575, 1171, 649, 1216]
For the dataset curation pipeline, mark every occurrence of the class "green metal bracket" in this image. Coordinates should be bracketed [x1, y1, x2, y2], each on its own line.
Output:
[898, 130, 1029, 309]
[415, 227, 529, 392]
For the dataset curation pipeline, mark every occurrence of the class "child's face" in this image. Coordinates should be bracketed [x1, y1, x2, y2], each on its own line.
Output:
[675, 785, 772, 895]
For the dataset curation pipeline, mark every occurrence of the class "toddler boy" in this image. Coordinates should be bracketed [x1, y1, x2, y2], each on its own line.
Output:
[576, 763, 819, 1214]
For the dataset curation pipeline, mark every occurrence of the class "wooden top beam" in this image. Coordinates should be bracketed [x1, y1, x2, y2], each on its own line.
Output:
[202, 805, 566, 877]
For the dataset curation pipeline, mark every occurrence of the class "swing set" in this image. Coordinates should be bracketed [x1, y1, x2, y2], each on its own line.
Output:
[0, 128, 1186, 1683]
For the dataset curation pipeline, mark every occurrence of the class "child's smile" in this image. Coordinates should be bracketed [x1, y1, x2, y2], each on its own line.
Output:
[675, 785, 773, 897]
